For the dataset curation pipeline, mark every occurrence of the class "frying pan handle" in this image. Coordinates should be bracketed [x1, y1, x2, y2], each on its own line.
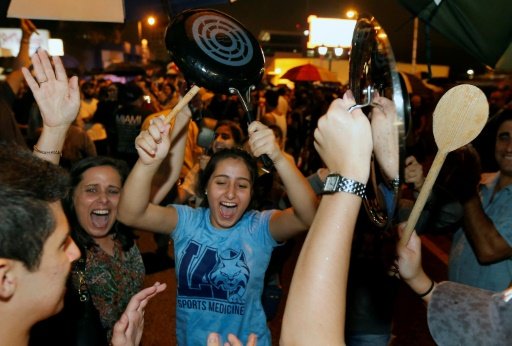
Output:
[245, 107, 274, 171]
[230, 87, 274, 171]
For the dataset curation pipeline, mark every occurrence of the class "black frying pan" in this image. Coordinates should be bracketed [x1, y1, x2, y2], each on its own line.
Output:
[165, 8, 272, 168]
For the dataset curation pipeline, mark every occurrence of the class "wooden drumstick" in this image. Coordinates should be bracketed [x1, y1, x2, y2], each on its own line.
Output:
[400, 84, 488, 246]
[164, 85, 201, 124]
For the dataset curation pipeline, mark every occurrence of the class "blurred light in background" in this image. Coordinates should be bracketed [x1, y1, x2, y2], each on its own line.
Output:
[48, 38, 64, 56]
[307, 16, 356, 49]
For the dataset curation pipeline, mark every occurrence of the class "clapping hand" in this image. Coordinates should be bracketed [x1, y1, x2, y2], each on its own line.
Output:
[111, 282, 167, 346]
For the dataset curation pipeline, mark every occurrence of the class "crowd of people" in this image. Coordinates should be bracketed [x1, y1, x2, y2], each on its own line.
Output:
[1, 18, 512, 346]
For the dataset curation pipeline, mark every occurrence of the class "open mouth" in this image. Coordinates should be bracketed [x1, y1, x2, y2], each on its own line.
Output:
[90, 209, 110, 228]
[219, 202, 237, 220]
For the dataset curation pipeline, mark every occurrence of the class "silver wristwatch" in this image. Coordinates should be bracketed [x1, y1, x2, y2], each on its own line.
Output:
[322, 174, 366, 198]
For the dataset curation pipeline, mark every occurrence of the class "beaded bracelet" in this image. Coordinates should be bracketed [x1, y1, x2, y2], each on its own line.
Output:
[417, 279, 435, 298]
[33, 145, 62, 156]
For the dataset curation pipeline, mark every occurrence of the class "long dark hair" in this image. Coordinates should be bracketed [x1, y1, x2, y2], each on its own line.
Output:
[64, 156, 135, 253]
[196, 148, 258, 209]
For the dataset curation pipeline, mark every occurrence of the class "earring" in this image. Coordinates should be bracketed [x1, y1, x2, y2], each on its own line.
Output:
[205, 191, 208, 195]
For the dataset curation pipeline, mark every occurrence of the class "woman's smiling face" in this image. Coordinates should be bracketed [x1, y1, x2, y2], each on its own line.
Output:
[206, 157, 253, 229]
[212, 125, 236, 153]
[73, 165, 122, 240]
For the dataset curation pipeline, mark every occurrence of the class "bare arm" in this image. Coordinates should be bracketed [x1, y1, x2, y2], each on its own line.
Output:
[461, 195, 512, 263]
[396, 227, 436, 304]
[21, 49, 80, 164]
[151, 106, 192, 204]
[6, 19, 36, 95]
[281, 91, 373, 345]
[248, 121, 318, 242]
[117, 113, 190, 234]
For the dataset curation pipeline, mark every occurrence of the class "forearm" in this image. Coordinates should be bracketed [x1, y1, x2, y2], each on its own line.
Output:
[118, 160, 162, 226]
[33, 125, 69, 164]
[462, 196, 512, 263]
[151, 112, 190, 204]
[7, 37, 31, 95]
[281, 193, 361, 345]
[275, 154, 318, 226]
[404, 271, 436, 305]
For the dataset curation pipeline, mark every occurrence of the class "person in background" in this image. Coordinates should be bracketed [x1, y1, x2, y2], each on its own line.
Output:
[113, 82, 154, 167]
[447, 110, 512, 291]
[76, 81, 99, 130]
[0, 19, 37, 146]
[261, 89, 287, 149]
[175, 119, 245, 207]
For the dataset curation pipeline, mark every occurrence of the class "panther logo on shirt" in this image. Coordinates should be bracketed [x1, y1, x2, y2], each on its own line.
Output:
[177, 241, 250, 304]
[208, 249, 249, 303]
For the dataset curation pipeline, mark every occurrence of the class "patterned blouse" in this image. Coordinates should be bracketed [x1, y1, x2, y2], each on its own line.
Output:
[82, 240, 145, 340]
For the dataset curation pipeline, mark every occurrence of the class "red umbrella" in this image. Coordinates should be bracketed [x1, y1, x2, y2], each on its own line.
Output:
[280, 63, 339, 82]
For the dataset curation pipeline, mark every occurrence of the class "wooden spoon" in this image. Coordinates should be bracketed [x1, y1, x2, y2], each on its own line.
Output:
[163, 85, 201, 124]
[401, 84, 489, 245]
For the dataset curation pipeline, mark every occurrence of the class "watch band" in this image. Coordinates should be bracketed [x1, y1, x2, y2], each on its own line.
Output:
[322, 174, 366, 198]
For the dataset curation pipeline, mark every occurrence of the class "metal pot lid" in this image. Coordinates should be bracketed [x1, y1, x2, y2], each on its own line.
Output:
[349, 14, 410, 228]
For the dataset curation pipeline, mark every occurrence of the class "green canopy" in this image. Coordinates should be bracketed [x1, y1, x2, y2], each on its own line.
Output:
[399, 0, 512, 72]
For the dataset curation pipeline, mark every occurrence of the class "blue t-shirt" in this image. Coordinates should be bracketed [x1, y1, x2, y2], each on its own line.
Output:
[449, 173, 512, 291]
[171, 205, 277, 346]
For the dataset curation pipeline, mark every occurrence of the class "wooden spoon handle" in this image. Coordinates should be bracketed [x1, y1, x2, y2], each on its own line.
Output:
[164, 85, 201, 124]
[400, 151, 447, 246]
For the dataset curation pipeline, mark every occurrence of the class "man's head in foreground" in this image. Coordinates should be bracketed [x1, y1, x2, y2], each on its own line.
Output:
[0, 143, 80, 343]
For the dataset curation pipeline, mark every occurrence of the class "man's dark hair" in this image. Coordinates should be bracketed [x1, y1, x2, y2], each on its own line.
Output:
[492, 109, 512, 138]
[0, 142, 70, 270]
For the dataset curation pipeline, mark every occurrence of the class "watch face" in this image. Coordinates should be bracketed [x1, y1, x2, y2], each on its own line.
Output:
[324, 175, 339, 191]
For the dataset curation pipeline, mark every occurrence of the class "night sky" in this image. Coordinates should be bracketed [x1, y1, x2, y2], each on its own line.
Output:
[207, 0, 484, 74]
[1, 0, 486, 75]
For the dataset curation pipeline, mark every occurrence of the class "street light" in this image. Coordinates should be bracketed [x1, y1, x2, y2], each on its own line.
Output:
[346, 10, 358, 19]
[138, 15, 156, 41]
[137, 15, 157, 64]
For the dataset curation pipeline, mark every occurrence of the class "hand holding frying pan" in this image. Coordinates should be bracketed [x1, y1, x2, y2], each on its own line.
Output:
[164, 9, 272, 168]
[400, 84, 489, 246]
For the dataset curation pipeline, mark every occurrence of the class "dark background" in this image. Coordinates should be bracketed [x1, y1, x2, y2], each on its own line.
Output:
[0, 0, 487, 77]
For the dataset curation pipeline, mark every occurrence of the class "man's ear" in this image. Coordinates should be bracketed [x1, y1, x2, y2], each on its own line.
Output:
[0, 259, 17, 300]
